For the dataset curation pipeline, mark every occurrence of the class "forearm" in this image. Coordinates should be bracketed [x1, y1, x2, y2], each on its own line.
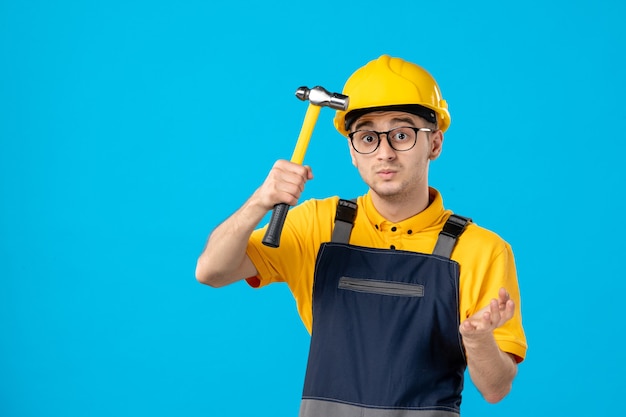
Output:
[464, 334, 518, 403]
[195, 194, 267, 287]
[196, 160, 313, 287]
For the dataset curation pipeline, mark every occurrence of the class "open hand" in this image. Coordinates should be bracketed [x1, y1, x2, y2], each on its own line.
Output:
[460, 288, 515, 338]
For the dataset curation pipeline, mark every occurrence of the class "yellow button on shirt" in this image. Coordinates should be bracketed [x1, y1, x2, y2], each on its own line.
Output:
[247, 188, 527, 362]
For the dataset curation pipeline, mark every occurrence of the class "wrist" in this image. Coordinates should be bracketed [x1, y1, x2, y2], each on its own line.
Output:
[461, 331, 498, 353]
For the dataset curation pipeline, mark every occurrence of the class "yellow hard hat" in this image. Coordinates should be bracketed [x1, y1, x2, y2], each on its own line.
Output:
[334, 55, 451, 136]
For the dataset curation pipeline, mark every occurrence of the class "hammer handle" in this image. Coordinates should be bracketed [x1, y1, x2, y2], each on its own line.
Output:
[290, 104, 321, 163]
[262, 104, 321, 248]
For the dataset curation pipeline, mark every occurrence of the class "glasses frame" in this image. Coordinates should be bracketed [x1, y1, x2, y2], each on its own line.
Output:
[348, 126, 434, 154]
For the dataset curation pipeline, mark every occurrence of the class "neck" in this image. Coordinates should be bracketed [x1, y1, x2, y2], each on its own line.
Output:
[370, 186, 431, 223]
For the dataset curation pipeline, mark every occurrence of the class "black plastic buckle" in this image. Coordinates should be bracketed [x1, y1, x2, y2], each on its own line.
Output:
[335, 199, 358, 224]
[441, 215, 471, 238]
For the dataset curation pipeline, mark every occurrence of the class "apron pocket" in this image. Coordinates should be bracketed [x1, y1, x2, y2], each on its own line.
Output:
[338, 276, 424, 297]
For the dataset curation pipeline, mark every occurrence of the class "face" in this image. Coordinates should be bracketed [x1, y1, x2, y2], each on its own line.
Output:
[348, 111, 443, 202]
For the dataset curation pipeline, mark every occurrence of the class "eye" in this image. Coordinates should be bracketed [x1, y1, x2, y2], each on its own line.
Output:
[391, 130, 409, 142]
[363, 134, 376, 144]
[390, 128, 414, 143]
[357, 132, 377, 144]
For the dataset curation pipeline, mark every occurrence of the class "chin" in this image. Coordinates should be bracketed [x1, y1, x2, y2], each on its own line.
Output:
[372, 186, 404, 199]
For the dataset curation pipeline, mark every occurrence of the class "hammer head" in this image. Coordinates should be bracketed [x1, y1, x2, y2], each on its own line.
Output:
[295, 86, 349, 111]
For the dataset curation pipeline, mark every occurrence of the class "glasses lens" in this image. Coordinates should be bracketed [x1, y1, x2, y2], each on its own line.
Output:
[351, 131, 379, 154]
[388, 127, 417, 151]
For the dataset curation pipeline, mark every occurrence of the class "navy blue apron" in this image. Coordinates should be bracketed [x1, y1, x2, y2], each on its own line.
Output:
[299, 201, 470, 417]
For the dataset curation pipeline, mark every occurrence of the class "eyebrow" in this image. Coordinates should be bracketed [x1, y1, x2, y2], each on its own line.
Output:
[353, 116, 417, 131]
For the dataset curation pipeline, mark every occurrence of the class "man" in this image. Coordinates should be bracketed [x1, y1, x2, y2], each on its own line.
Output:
[196, 55, 527, 416]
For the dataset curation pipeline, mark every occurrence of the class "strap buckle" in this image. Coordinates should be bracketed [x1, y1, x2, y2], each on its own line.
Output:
[335, 199, 357, 224]
[441, 215, 471, 237]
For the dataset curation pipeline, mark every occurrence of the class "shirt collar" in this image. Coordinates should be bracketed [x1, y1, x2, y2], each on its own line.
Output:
[362, 187, 448, 234]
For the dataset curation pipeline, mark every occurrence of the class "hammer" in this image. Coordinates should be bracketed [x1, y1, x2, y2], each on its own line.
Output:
[262, 86, 349, 248]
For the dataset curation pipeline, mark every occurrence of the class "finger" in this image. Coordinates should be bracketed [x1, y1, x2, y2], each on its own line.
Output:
[482, 310, 492, 326]
[273, 161, 309, 179]
[303, 165, 314, 180]
[279, 172, 307, 193]
[460, 319, 476, 334]
[285, 169, 313, 193]
[493, 299, 515, 327]
[273, 160, 311, 180]
[488, 299, 501, 325]
[270, 164, 311, 193]
[503, 299, 516, 321]
[261, 173, 308, 207]
[498, 287, 510, 304]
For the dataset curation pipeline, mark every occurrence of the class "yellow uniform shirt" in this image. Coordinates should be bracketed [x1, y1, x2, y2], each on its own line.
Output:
[247, 188, 527, 362]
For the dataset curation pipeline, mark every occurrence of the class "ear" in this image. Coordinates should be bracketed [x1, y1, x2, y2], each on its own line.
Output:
[429, 130, 444, 160]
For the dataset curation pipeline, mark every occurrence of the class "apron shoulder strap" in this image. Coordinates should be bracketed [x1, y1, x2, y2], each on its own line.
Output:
[332, 200, 472, 258]
[432, 214, 472, 258]
[331, 199, 358, 243]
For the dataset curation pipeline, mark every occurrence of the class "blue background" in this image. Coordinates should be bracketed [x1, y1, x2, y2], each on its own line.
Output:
[1, 0, 625, 416]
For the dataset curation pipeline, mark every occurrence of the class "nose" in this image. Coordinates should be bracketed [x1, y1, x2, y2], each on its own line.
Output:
[376, 133, 396, 159]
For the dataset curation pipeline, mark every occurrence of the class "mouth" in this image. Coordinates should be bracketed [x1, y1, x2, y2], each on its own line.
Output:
[376, 168, 398, 179]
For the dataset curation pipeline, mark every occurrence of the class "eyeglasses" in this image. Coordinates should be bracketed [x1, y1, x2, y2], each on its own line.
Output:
[348, 126, 434, 154]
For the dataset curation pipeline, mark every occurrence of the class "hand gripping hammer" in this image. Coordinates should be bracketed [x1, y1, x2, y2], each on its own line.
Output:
[262, 86, 349, 248]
